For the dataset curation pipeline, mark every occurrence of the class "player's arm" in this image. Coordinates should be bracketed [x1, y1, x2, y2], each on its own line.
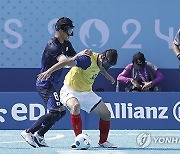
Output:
[37, 58, 75, 81]
[37, 54, 91, 81]
[56, 49, 92, 67]
[100, 67, 115, 84]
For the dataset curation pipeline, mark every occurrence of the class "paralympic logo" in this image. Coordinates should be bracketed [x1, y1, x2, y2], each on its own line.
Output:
[79, 19, 109, 48]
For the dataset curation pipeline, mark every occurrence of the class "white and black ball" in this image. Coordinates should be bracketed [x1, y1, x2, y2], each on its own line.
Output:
[75, 133, 91, 150]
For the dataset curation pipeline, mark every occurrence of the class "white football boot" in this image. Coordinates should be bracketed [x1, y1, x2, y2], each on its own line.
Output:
[98, 141, 117, 148]
[21, 130, 37, 148]
[34, 132, 48, 147]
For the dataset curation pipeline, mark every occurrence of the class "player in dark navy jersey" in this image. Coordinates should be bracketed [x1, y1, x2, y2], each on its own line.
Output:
[21, 17, 90, 148]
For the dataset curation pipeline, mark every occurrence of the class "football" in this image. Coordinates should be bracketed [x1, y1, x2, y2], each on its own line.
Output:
[75, 133, 91, 150]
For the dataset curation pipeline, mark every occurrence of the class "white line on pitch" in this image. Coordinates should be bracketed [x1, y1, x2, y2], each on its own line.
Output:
[0, 134, 64, 144]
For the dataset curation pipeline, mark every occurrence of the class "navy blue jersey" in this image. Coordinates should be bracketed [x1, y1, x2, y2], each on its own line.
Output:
[74, 55, 91, 70]
[36, 37, 76, 87]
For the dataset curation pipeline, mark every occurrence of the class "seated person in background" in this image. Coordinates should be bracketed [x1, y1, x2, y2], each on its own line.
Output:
[117, 52, 164, 92]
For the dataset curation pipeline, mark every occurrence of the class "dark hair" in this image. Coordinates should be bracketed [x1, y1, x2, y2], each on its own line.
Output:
[104, 49, 118, 65]
[55, 17, 74, 31]
[132, 52, 146, 69]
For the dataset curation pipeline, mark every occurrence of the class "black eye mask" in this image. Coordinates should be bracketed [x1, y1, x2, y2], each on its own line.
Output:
[63, 27, 73, 36]
[102, 56, 113, 70]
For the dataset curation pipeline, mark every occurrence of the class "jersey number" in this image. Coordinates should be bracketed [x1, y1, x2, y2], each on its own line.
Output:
[53, 92, 61, 106]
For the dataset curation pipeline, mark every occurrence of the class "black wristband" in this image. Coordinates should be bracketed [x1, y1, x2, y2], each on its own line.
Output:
[177, 54, 180, 60]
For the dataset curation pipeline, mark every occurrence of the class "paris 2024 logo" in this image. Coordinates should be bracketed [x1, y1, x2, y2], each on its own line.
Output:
[79, 19, 109, 49]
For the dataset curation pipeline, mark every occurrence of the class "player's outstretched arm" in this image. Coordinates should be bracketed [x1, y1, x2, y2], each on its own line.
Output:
[37, 58, 75, 81]
[37, 49, 92, 81]
[100, 67, 115, 84]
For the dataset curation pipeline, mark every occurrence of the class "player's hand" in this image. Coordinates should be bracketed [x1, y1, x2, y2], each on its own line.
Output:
[84, 49, 93, 56]
[77, 49, 92, 57]
[37, 70, 52, 81]
[142, 81, 152, 91]
[110, 77, 115, 84]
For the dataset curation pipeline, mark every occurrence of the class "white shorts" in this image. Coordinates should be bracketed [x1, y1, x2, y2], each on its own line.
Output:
[60, 85, 102, 113]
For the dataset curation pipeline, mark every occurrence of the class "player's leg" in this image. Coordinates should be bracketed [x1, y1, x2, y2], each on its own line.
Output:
[66, 97, 82, 136]
[36, 88, 65, 135]
[21, 85, 66, 147]
[91, 101, 111, 143]
[34, 88, 66, 147]
[91, 101, 117, 148]
[37, 110, 66, 135]
[60, 85, 82, 137]
[62, 98, 82, 148]
[60, 85, 82, 148]
[34, 109, 66, 147]
[21, 85, 52, 148]
[22, 108, 66, 147]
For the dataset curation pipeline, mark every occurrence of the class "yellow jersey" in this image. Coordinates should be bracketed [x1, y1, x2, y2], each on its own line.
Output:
[64, 52, 100, 92]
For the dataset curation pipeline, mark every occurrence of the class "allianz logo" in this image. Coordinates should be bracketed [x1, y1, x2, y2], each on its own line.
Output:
[105, 101, 179, 119]
[0, 101, 180, 122]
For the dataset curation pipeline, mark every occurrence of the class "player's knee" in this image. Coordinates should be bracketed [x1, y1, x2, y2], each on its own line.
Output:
[71, 103, 80, 114]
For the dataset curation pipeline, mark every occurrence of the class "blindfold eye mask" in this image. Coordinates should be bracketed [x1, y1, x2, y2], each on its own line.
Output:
[102, 54, 113, 70]
[63, 27, 73, 36]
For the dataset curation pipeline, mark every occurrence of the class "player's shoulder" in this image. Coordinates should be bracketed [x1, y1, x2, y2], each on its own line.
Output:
[46, 37, 58, 48]
[64, 40, 72, 45]
[75, 55, 91, 70]
[42, 38, 61, 56]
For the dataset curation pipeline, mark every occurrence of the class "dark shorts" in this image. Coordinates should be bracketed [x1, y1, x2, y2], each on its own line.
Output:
[36, 84, 63, 110]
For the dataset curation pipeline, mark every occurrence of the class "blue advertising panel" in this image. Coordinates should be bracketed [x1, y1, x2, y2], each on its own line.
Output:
[0, 0, 179, 68]
[0, 92, 179, 130]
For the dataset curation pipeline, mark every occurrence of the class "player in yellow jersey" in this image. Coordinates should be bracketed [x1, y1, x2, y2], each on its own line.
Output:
[37, 49, 118, 148]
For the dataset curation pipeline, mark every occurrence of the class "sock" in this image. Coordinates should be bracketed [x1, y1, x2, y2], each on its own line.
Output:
[99, 119, 110, 144]
[71, 114, 82, 136]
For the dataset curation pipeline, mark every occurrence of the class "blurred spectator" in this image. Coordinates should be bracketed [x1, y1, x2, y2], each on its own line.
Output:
[172, 29, 180, 61]
[117, 52, 164, 92]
